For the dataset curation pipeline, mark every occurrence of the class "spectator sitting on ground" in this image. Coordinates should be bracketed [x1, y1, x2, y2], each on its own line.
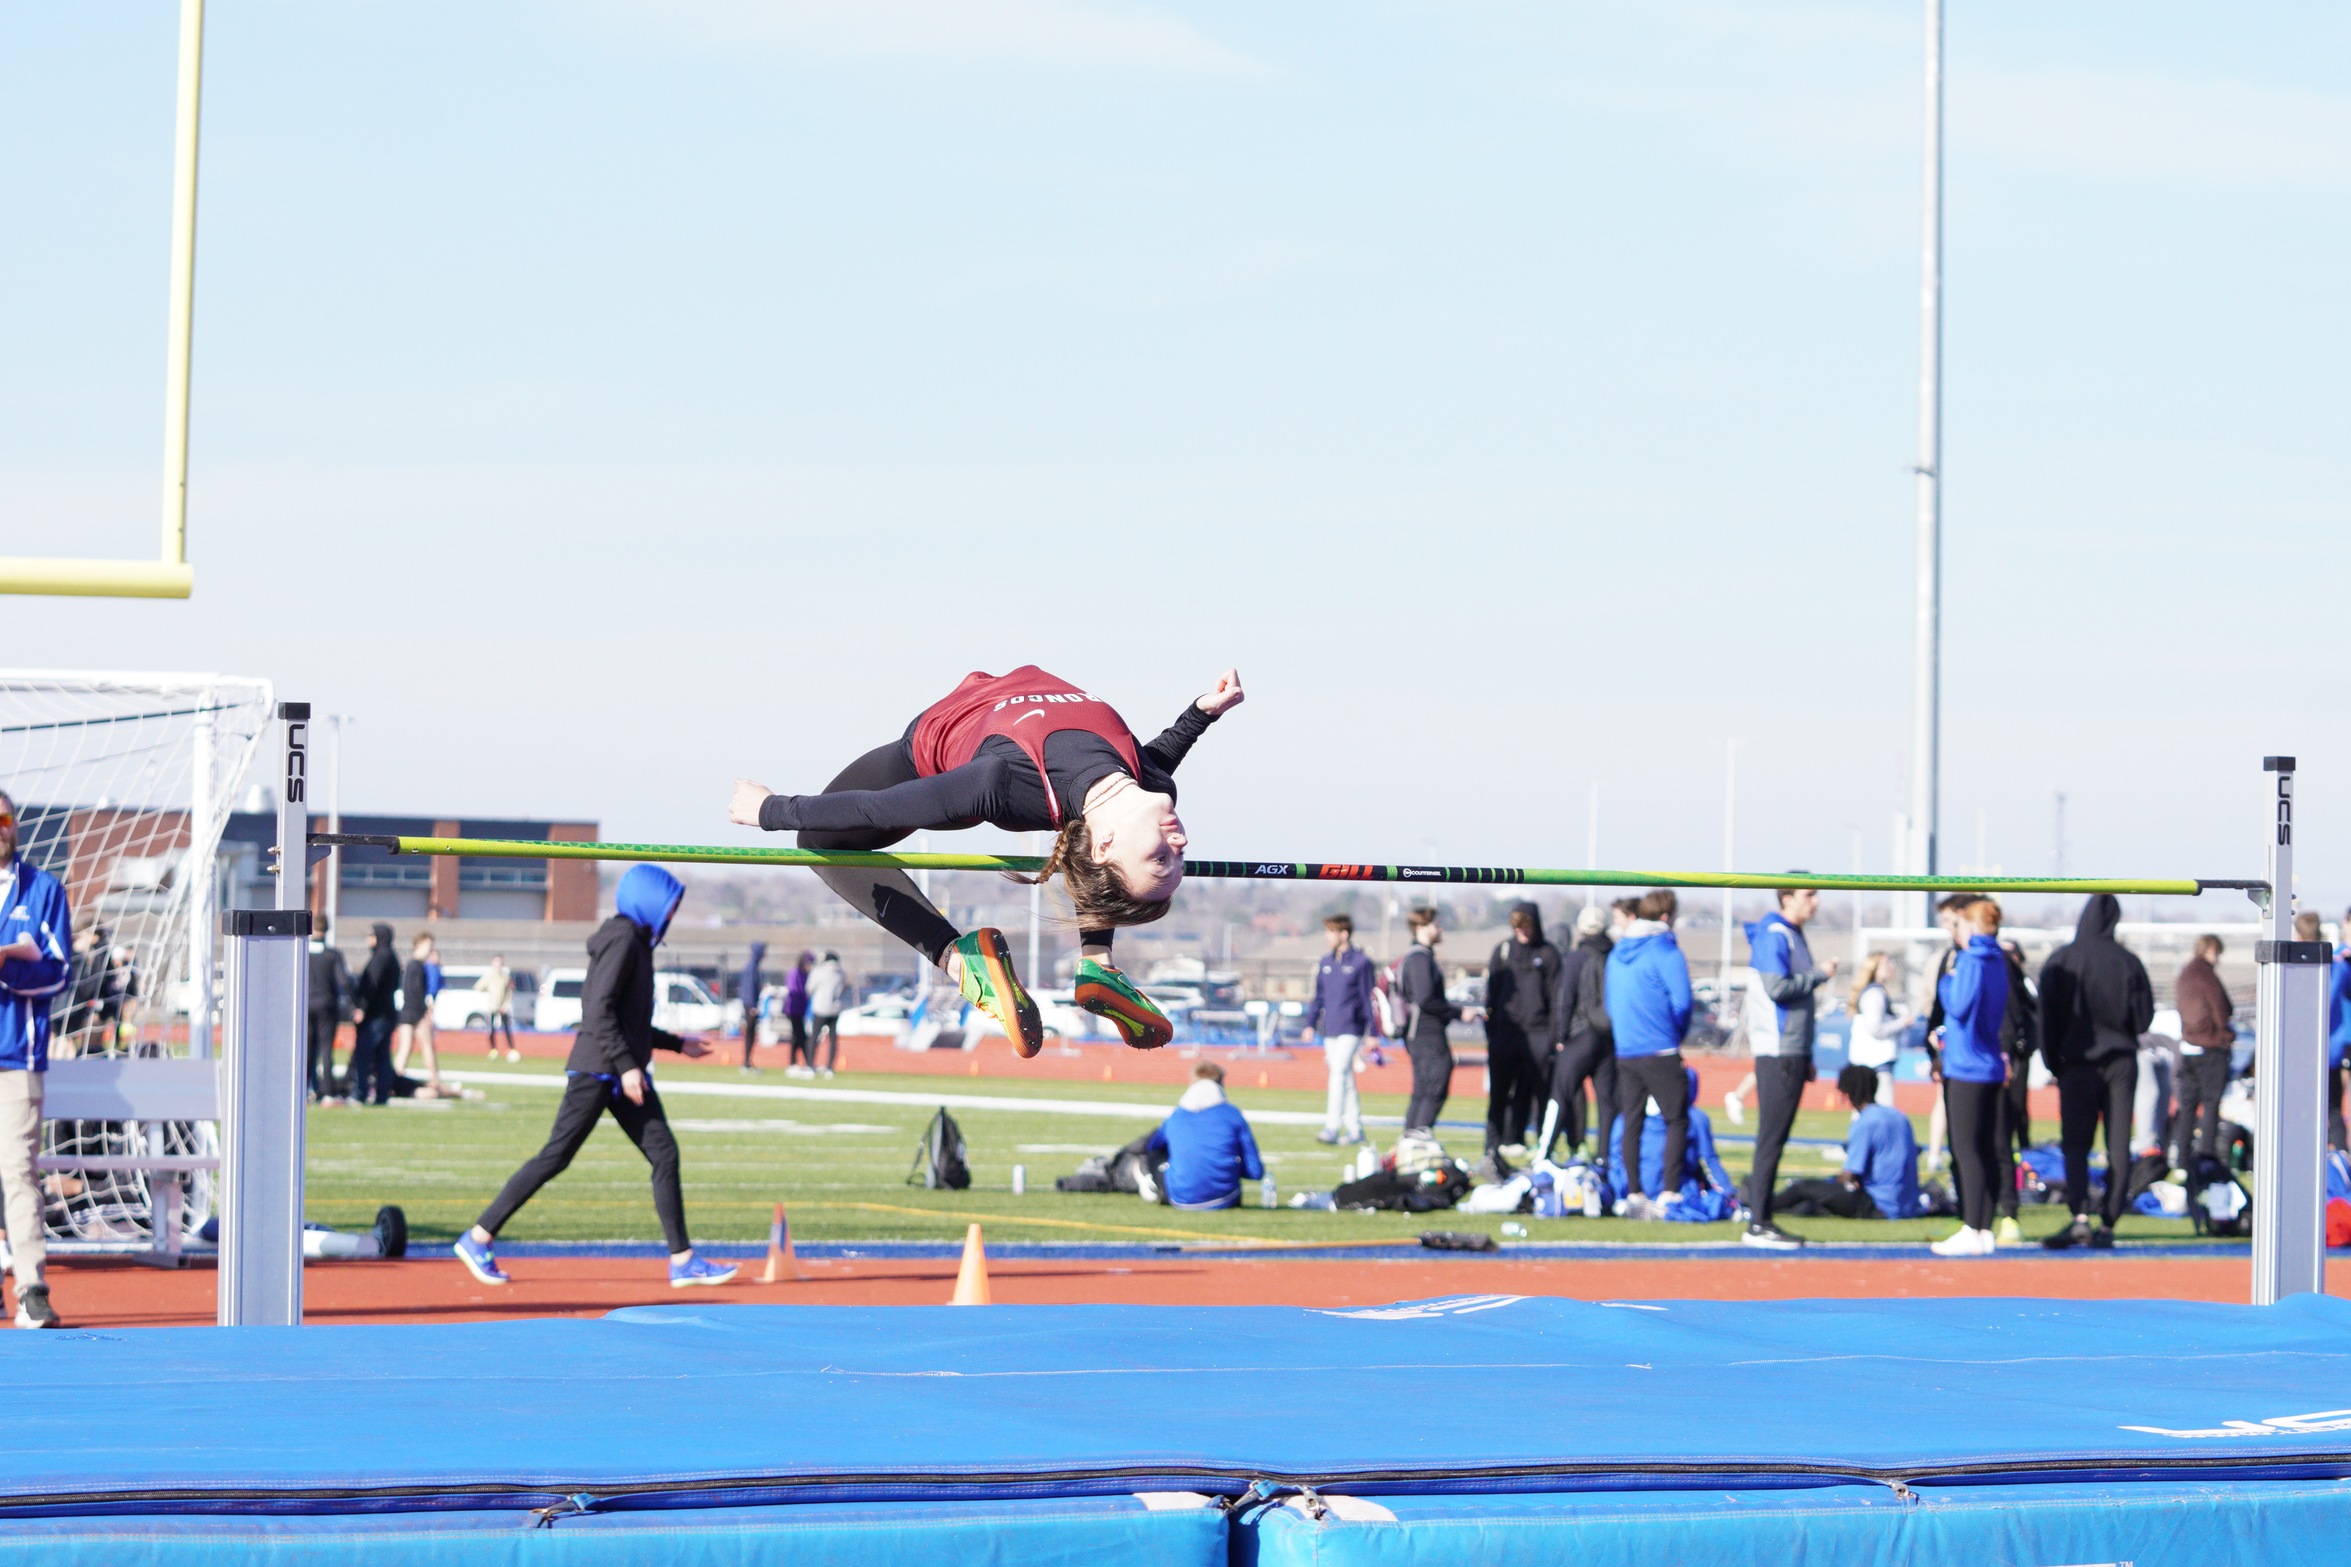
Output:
[1140, 1061, 1264, 1210]
[1606, 1064, 1738, 1223]
[1775, 1065, 1929, 1220]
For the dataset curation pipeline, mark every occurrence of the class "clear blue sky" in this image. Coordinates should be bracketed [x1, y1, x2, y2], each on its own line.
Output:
[3, 2, 2345, 904]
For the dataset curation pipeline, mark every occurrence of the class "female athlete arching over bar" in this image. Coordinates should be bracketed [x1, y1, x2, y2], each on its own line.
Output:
[728, 665, 1244, 1056]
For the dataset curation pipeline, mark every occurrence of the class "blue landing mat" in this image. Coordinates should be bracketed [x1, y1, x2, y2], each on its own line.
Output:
[1237, 1479, 2351, 1566]
[3, 1295, 2351, 1519]
[0, 1497, 1224, 1567]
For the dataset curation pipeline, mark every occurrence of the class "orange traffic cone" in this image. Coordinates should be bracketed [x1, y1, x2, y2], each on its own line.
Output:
[760, 1202, 801, 1284]
[949, 1222, 992, 1305]
[1101, 1063, 1113, 1082]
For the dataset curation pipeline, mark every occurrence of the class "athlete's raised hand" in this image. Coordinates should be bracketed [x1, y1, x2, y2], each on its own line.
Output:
[1196, 669, 1245, 717]
[728, 778, 771, 827]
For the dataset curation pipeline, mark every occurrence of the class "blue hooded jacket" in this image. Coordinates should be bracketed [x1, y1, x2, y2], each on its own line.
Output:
[1606, 924, 1692, 1059]
[1743, 909, 1826, 1057]
[616, 864, 684, 945]
[0, 854, 71, 1072]
[1936, 934, 2009, 1083]
[741, 941, 767, 1009]
[1145, 1081, 1264, 1209]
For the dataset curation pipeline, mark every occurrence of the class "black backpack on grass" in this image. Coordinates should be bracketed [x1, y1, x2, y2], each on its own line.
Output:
[908, 1107, 971, 1191]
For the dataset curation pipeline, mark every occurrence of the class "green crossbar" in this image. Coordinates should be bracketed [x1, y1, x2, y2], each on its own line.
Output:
[307, 835, 2249, 898]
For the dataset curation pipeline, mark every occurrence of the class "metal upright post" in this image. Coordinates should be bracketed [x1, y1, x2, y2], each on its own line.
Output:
[188, 699, 217, 1057]
[160, 0, 206, 577]
[218, 703, 311, 1327]
[1909, 0, 1944, 898]
[2251, 756, 2328, 1304]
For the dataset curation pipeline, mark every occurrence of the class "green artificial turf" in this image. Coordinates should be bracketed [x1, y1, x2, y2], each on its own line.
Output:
[301, 1059, 2214, 1250]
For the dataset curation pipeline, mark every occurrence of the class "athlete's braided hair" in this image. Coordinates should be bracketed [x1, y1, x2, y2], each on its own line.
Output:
[1007, 818, 1172, 931]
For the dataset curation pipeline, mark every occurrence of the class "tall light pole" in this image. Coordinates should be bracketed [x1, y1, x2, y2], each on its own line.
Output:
[323, 714, 350, 941]
[1910, 0, 1945, 889]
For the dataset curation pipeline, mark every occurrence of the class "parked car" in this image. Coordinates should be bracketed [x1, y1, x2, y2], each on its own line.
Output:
[431, 966, 539, 1032]
[653, 972, 725, 1037]
[532, 968, 722, 1038]
[539, 967, 586, 1033]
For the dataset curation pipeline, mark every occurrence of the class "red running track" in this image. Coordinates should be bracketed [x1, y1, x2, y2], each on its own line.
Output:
[30, 1252, 2331, 1330]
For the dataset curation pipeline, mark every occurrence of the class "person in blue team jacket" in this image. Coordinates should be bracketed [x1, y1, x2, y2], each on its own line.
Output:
[1740, 887, 1839, 1250]
[1144, 1061, 1264, 1210]
[1774, 1065, 1927, 1221]
[1931, 898, 2009, 1257]
[0, 789, 67, 1327]
[1605, 890, 1693, 1218]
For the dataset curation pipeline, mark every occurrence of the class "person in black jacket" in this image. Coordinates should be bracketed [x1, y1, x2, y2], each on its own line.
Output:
[305, 925, 354, 1103]
[1399, 908, 1465, 1133]
[1483, 902, 1561, 1155]
[1539, 903, 1616, 1160]
[457, 866, 735, 1288]
[2038, 894, 2154, 1248]
[347, 924, 402, 1106]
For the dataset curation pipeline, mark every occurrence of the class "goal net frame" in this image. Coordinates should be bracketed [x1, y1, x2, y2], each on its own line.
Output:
[0, 671, 272, 1250]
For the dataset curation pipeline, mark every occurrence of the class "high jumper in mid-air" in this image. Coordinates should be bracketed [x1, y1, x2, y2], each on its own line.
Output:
[729, 664, 1244, 1055]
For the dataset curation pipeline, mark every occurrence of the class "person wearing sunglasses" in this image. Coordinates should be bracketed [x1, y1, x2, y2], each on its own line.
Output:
[0, 792, 68, 1328]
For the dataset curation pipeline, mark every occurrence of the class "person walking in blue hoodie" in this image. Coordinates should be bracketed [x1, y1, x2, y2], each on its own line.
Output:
[1738, 886, 1840, 1250]
[0, 789, 68, 1327]
[1142, 1061, 1263, 1209]
[1604, 890, 1693, 1220]
[457, 866, 736, 1289]
[1930, 898, 2010, 1257]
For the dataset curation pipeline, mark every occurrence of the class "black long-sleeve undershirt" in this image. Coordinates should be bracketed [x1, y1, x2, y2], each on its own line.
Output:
[759, 703, 1218, 836]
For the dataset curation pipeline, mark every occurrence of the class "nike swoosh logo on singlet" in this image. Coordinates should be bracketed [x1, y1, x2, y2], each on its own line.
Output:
[1014, 711, 1047, 724]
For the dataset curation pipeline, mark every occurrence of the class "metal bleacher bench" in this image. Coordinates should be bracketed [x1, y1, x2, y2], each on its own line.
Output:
[39, 1056, 220, 1267]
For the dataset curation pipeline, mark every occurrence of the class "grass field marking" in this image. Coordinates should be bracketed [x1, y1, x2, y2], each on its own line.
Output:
[667, 1118, 903, 1136]
[812, 1201, 1253, 1244]
[443, 1068, 1354, 1127]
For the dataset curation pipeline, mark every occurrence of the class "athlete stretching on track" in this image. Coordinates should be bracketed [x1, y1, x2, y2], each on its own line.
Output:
[729, 665, 1244, 1056]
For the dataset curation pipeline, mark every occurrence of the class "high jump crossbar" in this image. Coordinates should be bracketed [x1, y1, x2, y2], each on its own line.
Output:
[306, 835, 2247, 898]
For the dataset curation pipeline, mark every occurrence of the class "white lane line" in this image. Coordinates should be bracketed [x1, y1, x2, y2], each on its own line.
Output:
[442, 1069, 1366, 1128]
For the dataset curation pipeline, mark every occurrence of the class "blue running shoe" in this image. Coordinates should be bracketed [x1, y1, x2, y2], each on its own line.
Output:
[669, 1254, 739, 1289]
[453, 1232, 508, 1286]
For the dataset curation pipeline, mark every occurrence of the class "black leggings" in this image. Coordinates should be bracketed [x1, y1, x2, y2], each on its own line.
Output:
[1546, 1036, 1616, 1156]
[2059, 1054, 2137, 1228]
[1483, 1022, 1542, 1152]
[1617, 1053, 1689, 1200]
[477, 1073, 691, 1254]
[2172, 1050, 2230, 1166]
[1774, 1177, 1879, 1220]
[1945, 1078, 2004, 1231]
[1405, 1030, 1453, 1132]
[1746, 1054, 1810, 1225]
[2332, 1064, 2347, 1154]
[811, 1014, 842, 1072]
[795, 737, 966, 967]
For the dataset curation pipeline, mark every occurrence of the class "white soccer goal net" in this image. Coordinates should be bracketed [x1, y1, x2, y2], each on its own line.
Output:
[0, 671, 273, 1248]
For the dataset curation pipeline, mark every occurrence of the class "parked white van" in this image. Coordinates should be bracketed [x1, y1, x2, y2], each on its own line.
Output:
[536, 968, 723, 1037]
[539, 968, 587, 1033]
[431, 966, 539, 1032]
